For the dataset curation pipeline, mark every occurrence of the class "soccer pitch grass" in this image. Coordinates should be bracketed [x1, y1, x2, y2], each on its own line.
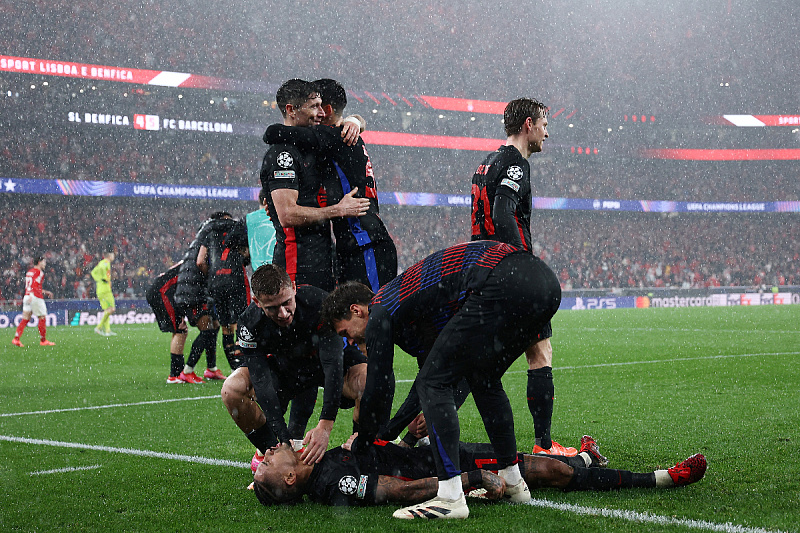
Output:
[2, 305, 798, 532]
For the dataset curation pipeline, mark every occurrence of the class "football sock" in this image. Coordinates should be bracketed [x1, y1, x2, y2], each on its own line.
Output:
[288, 389, 317, 440]
[37, 320, 47, 341]
[169, 353, 184, 377]
[183, 364, 195, 374]
[654, 470, 674, 488]
[565, 467, 655, 491]
[203, 329, 218, 368]
[528, 367, 554, 449]
[498, 464, 523, 486]
[100, 311, 112, 332]
[247, 424, 278, 452]
[438, 475, 463, 500]
[187, 333, 205, 368]
[14, 319, 29, 339]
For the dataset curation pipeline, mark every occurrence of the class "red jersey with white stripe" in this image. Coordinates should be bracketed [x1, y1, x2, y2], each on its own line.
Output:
[25, 267, 45, 298]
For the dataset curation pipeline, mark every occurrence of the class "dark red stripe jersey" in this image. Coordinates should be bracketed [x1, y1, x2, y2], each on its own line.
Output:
[471, 145, 532, 252]
[263, 124, 393, 253]
[370, 240, 520, 358]
[260, 141, 333, 275]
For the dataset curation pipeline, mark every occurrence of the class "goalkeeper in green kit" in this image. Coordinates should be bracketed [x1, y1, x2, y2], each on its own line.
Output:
[91, 250, 117, 336]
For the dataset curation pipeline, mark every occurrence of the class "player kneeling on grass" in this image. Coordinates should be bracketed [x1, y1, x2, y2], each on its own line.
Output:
[250, 435, 706, 517]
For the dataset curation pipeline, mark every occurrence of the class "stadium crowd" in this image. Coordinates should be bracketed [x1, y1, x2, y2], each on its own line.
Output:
[1, 195, 797, 305]
[2, 127, 799, 203]
[3, 0, 796, 111]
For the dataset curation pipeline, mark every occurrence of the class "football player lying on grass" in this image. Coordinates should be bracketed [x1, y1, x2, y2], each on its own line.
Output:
[250, 435, 706, 517]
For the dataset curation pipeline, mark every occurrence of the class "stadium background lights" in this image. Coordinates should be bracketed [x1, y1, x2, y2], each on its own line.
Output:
[571, 146, 599, 155]
[623, 115, 656, 122]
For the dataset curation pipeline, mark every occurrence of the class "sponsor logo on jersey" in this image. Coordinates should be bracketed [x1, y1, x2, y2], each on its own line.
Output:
[506, 165, 523, 180]
[338, 475, 358, 495]
[237, 340, 257, 349]
[239, 326, 254, 341]
[277, 152, 294, 168]
[357, 475, 368, 499]
[273, 170, 295, 179]
[500, 178, 520, 192]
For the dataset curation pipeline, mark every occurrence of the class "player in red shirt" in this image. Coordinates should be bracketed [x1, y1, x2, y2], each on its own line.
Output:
[12, 256, 55, 347]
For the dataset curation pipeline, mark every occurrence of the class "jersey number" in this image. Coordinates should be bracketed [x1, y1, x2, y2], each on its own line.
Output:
[471, 184, 494, 236]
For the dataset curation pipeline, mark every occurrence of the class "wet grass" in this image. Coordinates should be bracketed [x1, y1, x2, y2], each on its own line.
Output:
[2, 305, 798, 532]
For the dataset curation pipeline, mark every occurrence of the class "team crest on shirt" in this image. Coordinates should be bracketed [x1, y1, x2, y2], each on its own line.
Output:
[338, 475, 358, 495]
[239, 326, 254, 342]
[276, 151, 294, 168]
[507, 165, 523, 180]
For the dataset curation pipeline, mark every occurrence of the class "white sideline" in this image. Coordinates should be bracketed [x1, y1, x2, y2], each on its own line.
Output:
[527, 498, 788, 533]
[1, 434, 250, 469]
[0, 395, 220, 418]
[2, 433, 785, 532]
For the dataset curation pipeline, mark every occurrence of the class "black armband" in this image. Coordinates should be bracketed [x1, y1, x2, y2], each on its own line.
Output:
[467, 470, 483, 490]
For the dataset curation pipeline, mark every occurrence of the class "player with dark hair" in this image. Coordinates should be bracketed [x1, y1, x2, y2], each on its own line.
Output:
[197, 214, 250, 371]
[470, 98, 571, 456]
[220, 263, 367, 474]
[12, 256, 55, 347]
[260, 78, 369, 292]
[320, 240, 562, 519]
[251, 435, 706, 512]
[264, 78, 397, 291]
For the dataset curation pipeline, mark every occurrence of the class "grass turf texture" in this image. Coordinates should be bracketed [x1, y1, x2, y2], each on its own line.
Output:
[2, 305, 798, 532]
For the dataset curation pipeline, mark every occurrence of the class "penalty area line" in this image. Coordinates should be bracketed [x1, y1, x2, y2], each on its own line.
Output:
[1, 435, 250, 469]
[527, 498, 787, 533]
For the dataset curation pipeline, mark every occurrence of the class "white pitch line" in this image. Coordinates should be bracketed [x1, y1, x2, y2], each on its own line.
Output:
[397, 351, 800, 382]
[0, 395, 220, 418]
[5, 434, 785, 532]
[30, 464, 102, 476]
[0, 435, 250, 469]
[527, 498, 788, 533]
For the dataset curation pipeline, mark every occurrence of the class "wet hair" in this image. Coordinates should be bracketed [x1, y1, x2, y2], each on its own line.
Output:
[209, 211, 232, 220]
[320, 281, 374, 329]
[276, 79, 319, 118]
[250, 264, 292, 298]
[503, 98, 549, 136]
[252, 478, 301, 507]
[33, 256, 44, 265]
[314, 78, 347, 116]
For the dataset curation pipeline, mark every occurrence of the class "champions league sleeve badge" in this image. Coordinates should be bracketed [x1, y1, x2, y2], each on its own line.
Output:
[338, 475, 358, 495]
[506, 165, 523, 180]
[276, 151, 294, 168]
